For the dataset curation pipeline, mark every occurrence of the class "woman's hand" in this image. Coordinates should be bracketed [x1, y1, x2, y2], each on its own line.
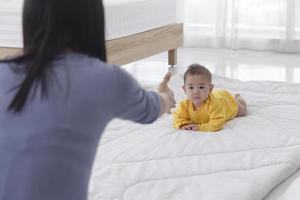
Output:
[158, 71, 172, 93]
[158, 71, 176, 115]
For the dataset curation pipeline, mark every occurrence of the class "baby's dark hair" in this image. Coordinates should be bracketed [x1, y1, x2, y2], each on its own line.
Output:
[183, 64, 212, 84]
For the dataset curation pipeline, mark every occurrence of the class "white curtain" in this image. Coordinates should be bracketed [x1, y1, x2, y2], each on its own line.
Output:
[184, 0, 300, 52]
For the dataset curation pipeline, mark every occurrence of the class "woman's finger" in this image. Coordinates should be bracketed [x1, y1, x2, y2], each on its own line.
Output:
[162, 71, 172, 84]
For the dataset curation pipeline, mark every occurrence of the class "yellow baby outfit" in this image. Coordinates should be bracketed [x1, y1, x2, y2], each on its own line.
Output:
[173, 90, 238, 132]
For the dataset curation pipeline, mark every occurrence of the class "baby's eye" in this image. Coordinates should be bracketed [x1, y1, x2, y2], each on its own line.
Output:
[199, 86, 204, 89]
[189, 86, 194, 90]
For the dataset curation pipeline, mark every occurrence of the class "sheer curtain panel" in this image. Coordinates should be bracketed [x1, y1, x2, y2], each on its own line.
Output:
[184, 0, 300, 52]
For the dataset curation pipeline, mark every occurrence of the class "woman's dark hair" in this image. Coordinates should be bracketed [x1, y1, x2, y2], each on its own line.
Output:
[1, 0, 107, 112]
[183, 64, 212, 84]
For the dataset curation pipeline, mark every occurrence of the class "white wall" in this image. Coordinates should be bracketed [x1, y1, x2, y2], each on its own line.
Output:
[176, 0, 184, 23]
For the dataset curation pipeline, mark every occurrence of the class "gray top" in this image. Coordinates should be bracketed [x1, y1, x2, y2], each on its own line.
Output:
[0, 53, 160, 200]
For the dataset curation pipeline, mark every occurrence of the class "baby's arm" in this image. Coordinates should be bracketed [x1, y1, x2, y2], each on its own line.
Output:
[173, 101, 192, 129]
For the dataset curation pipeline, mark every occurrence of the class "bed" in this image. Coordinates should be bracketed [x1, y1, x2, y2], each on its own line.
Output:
[264, 167, 300, 200]
[0, 0, 183, 65]
[88, 74, 300, 200]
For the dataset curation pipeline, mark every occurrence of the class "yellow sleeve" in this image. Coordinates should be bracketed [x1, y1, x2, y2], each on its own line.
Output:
[198, 101, 226, 132]
[173, 101, 192, 129]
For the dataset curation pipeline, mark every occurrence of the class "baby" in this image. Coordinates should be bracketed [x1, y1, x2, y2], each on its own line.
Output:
[173, 64, 247, 132]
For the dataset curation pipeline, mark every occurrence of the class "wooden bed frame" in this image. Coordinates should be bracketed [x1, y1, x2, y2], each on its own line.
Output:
[0, 23, 183, 66]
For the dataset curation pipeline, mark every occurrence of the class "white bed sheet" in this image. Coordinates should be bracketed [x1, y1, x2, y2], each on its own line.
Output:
[264, 167, 300, 200]
[89, 74, 300, 200]
[0, 0, 177, 47]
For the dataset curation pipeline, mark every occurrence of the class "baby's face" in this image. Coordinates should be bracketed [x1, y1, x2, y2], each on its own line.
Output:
[183, 74, 213, 108]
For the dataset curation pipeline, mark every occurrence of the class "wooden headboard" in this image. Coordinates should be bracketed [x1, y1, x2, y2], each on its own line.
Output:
[0, 23, 183, 66]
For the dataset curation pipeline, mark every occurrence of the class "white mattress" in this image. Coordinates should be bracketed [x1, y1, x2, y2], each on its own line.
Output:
[104, 0, 177, 40]
[89, 74, 300, 200]
[0, 0, 177, 47]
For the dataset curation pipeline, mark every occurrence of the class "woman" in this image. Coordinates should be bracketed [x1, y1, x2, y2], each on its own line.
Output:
[0, 0, 175, 199]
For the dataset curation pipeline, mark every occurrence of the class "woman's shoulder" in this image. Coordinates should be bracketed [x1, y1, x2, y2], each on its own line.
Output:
[55, 52, 126, 76]
[55, 52, 107, 67]
[0, 61, 24, 76]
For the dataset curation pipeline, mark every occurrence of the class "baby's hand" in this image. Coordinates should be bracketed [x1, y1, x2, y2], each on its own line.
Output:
[180, 124, 199, 131]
